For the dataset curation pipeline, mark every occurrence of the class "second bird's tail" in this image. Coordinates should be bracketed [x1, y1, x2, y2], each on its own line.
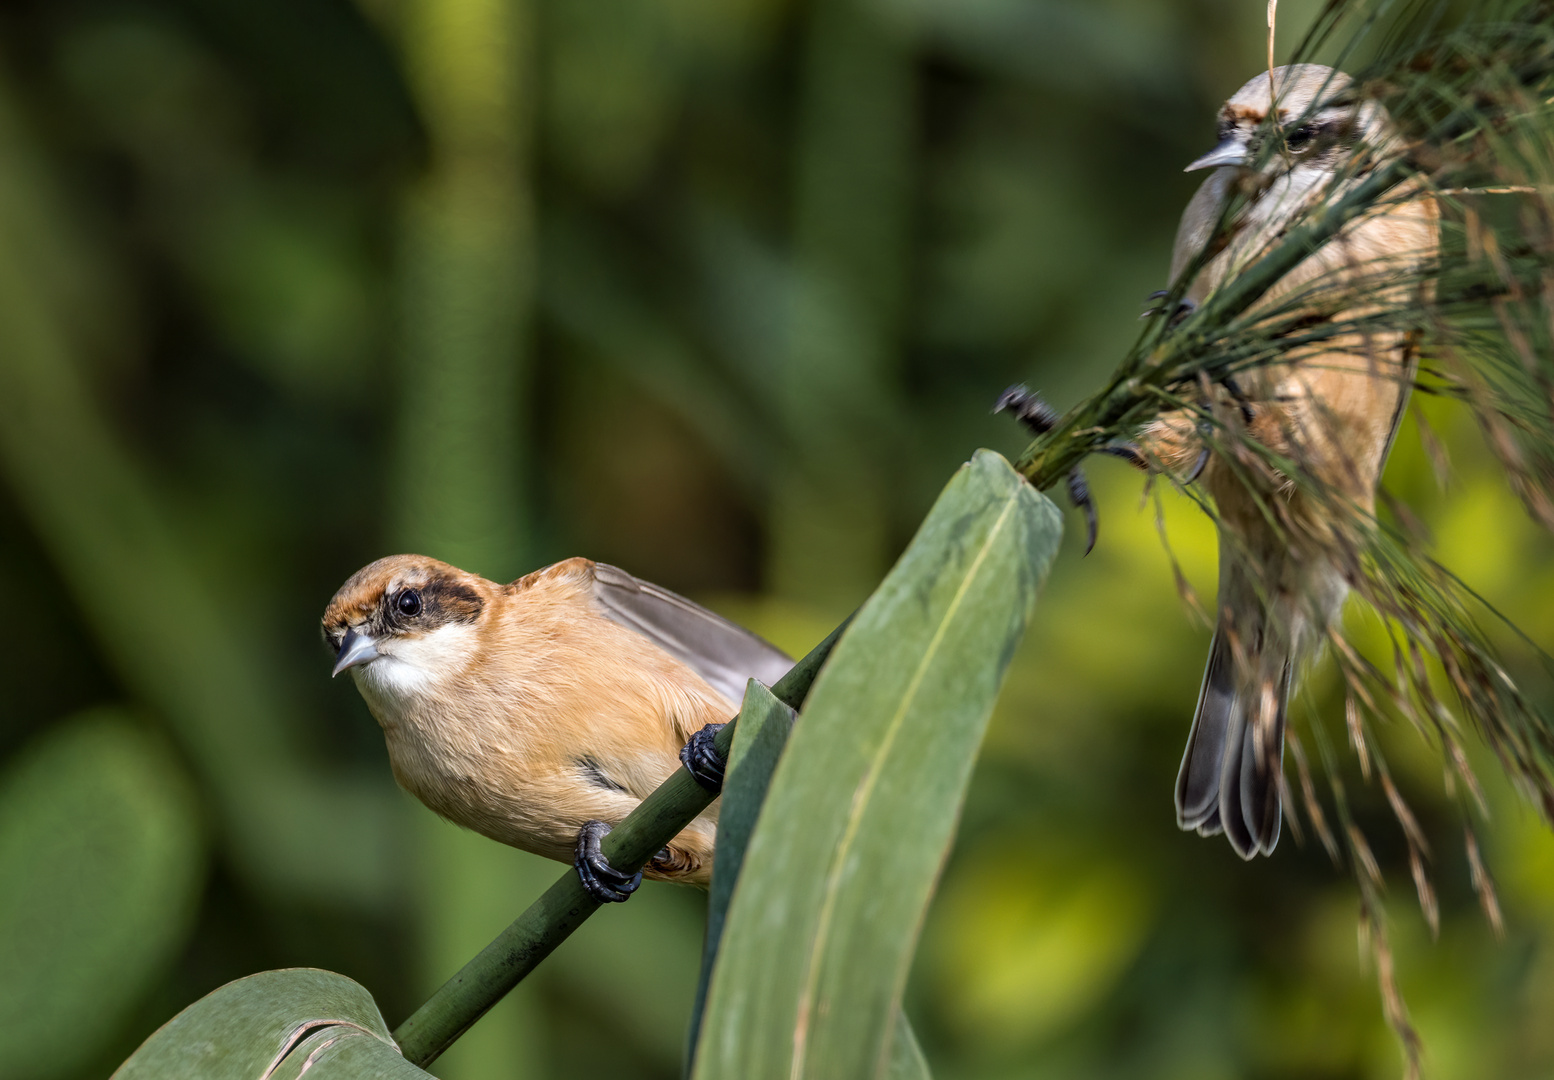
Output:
[1175, 621, 1290, 859]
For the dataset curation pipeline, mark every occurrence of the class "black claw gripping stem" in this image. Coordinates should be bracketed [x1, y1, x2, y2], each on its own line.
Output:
[994, 385, 1105, 555]
[680, 722, 727, 794]
[574, 820, 642, 904]
[1140, 290, 1198, 326]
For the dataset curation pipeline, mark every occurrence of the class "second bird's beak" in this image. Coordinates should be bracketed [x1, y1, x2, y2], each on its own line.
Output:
[332, 628, 380, 677]
[1184, 138, 1249, 172]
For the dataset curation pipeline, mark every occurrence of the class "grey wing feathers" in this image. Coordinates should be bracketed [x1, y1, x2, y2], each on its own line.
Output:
[591, 563, 794, 705]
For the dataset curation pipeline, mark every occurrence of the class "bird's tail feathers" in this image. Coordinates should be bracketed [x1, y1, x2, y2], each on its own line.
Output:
[1175, 620, 1292, 859]
[1176, 626, 1237, 834]
[1220, 659, 1291, 859]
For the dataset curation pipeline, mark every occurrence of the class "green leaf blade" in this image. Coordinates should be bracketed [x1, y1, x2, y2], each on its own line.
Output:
[694, 450, 1062, 1080]
[687, 679, 798, 1068]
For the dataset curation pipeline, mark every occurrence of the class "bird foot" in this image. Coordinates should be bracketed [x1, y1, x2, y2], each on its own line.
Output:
[1140, 291, 1198, 326]
[1184, 444, 1211, 483]
[1099, 443, 1148, 470]
[995, 385, 1099, 555]
[993, 384, 1059, 433]
[680, 723, 727, 794]
[1170, 377, 1251, 485]
[1220, 375, 1256, 425]
[574, 821, 641, 904]
[1063, 467, 1099, 556]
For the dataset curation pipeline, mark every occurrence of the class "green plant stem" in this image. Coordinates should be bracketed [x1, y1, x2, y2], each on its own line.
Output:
[391, 618, 851, 1069]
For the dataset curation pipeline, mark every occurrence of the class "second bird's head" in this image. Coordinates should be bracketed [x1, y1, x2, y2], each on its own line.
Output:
[322, 554, 490, 704]
[1186, 63, 1398, 183]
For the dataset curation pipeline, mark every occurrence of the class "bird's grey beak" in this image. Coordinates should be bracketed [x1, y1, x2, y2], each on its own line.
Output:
[332, 628, 379, 677]
[1185, 138, 1248, 172]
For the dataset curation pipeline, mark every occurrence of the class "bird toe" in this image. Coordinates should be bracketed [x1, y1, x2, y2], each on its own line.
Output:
[574, 820, 641, 904]
[680, 723, 728, 794]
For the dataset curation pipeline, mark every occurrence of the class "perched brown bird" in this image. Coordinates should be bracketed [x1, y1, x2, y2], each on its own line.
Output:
[1140, 64, 1439, 858]
[321, 555, 792, 901]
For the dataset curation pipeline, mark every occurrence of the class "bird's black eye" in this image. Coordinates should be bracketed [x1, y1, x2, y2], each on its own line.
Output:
[395, 589, 422, 617]
[1286, 124, 1317, 149]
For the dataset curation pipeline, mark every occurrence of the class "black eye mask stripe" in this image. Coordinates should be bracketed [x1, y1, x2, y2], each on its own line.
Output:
[385, 579, 484, 632]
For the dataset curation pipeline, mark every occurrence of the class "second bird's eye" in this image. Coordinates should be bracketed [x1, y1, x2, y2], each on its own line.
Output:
[1286, 124, 1317, 149]
[395, 589, 423, 617]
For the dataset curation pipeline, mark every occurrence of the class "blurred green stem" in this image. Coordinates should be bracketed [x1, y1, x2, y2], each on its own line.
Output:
[770, 0, 914, 611]
[387, 0, 538, 1076]
[391, 619, 848, 1069]
[393, 0, 533, 579]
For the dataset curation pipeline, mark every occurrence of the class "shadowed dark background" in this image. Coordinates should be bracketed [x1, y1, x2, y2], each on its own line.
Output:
[1, 1, 1552, 1078]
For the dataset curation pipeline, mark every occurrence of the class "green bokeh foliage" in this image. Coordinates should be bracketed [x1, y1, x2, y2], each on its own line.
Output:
[0, 711, 204, 1080]
[1, 0, 1553, 1077]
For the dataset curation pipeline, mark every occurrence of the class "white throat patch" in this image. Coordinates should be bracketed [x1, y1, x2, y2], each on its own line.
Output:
[351, 622, 479, 726]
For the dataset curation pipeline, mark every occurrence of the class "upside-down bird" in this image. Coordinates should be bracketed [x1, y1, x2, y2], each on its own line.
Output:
[1143, 64, 1439, 858]
[322, 555, 792, 901]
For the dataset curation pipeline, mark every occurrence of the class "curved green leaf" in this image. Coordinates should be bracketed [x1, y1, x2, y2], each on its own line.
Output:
[887, 1016, 931, 1080]
[688, 677, 798, 1063]
[693, 449, 1061, 1080]
[265, 1028, 432, 1080]
[0, 710, 205, 1080]
[113, 968, 429, 1080]
[688, 680, 933, 1077]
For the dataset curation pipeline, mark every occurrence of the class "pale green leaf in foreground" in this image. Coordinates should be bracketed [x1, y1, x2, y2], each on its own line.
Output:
[888, 1016, 931, 1080]
[689, 680, 933, 1078]
[688, 676, 798, 1062]
[694, 449, 1062, 1080]
[114, 968, 431, 1080]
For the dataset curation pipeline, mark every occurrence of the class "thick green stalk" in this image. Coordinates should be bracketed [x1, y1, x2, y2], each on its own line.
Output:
[391, 620, 849, 1069]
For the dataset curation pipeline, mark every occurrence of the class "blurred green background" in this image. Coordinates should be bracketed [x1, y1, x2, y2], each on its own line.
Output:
[2, 0, 1553, 1077]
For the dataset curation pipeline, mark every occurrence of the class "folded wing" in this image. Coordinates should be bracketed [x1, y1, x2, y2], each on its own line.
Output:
[591, 563, 794, 704]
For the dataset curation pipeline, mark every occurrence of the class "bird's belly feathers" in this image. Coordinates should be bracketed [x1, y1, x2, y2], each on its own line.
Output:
[365, 661, 724, 862]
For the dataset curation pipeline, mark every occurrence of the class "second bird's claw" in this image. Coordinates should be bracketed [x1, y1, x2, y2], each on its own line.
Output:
[995, 385, 1101, 554]
[1184, 446, 1211, 484]
[680, 723, 727, 794]
[574, 821, 641, 904]
[1066, 467, 1098, 556]
[1181, 418, 1217, 484]
[993, 384, 1058, 433]
[1099, 443, 1148, 471]
[1220, 376, 1256, 425]
[1140, 293, 1198, 326]
[1140, 289, 1168, 319]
